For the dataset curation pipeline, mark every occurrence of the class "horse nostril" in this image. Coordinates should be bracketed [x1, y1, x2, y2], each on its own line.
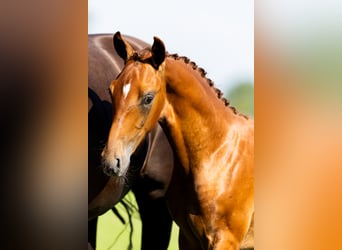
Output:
[116, 158, 120, 168]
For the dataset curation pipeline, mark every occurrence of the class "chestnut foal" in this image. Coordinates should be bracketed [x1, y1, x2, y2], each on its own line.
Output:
[102, 32, 254, 250]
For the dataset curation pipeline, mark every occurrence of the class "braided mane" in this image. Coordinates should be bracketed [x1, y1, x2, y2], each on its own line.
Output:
[167, 53, 248, 119]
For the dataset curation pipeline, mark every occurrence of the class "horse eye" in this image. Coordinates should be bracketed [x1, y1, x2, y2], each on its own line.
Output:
[143, 94, 154, 106]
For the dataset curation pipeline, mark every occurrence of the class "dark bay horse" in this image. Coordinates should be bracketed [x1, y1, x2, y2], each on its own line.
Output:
[102, 32, 254, 250]
[88, 34, 174, 249]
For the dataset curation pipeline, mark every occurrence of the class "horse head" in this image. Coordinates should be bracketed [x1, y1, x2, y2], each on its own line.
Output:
[101, 32, 167, 177]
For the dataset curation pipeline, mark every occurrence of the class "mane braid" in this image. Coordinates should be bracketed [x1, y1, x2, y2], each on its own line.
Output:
[166, 53, 248, 119]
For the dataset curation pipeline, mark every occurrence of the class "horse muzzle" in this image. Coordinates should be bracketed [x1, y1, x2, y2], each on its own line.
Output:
[101, 147, 132, 177]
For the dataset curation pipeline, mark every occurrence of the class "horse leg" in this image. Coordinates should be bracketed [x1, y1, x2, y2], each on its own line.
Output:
[212, 215, 253, 250]
[210, 215, 253, 250]
[88, 217, 98, 249]
[210, 229, 240, 250]
[132, 186, 172, 250]
[179, 229, 202, 250]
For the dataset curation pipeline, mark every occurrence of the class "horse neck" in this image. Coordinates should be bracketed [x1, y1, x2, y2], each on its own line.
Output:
[161, 56, 241, 171]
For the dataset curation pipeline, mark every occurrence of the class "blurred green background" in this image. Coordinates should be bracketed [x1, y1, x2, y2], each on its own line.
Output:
[97, 192, 180, 250]
[226, 82, 254, 118]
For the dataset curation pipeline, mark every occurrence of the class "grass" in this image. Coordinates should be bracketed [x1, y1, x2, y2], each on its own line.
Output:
[96, 192, 180, 250]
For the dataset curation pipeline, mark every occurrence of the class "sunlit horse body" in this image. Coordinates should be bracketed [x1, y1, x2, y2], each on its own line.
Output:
[102, 32, 254, 250]
[88, 34, 173, 249]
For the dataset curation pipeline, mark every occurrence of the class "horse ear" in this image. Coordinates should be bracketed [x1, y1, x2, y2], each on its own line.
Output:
[113, 31, 134, 62]
[151, 36, 166, 69]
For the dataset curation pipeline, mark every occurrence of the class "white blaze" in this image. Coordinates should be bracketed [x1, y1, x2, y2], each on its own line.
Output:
[123, 83, 131, 99]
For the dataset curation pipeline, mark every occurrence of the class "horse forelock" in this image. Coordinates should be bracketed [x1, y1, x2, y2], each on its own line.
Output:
[127, 48, 153, 64]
